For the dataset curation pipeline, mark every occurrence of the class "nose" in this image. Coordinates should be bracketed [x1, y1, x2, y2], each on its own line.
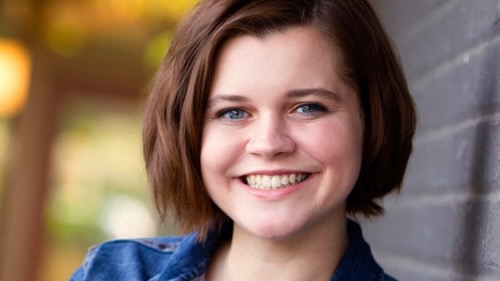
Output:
[245, 114, 296, 159]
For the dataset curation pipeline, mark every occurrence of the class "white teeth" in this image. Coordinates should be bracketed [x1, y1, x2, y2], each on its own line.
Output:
[281, 176, 289, 185]
[271, 176, 281, 189]
[256, 175, 262, 185]
[262, 176, 271, 187]
[245, 173, 308, 190]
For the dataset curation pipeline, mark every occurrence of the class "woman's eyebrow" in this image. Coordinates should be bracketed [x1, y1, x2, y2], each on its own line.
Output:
[206, 95, 249, 108]
[206, 88, 340, 108]
[286, 88, 341, 101]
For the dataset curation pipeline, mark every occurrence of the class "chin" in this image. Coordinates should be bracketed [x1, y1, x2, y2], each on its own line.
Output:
[239, 218, 309, 240]
[232, 204, 347, 241]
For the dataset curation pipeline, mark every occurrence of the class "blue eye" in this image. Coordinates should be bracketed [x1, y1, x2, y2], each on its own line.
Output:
[220, 109, 248, 120]
[296, 104, 326, 114]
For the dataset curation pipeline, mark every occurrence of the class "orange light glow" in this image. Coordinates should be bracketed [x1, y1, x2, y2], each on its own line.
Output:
[0, 39, 32, 118]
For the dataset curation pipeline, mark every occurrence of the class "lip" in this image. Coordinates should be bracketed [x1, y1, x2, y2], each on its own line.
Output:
[238, 169, 307, 176]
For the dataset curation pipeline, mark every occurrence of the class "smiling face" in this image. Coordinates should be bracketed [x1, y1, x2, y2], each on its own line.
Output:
[200, 27, 364, 240]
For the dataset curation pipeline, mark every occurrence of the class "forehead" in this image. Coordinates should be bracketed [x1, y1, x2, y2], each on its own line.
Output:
[210, 26, 346, 96]
[216, 26, 337, 63]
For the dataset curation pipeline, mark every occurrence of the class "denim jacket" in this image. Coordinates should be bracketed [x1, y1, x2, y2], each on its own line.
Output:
[70, 219, 396, 281]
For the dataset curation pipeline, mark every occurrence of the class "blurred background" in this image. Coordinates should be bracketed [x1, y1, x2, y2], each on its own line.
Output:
[0, 0, 197, 280]
[1, 1, 499, 281]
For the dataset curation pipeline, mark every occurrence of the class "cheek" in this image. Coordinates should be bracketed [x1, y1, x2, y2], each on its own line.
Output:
[200, 136, 224, 199]
[294, 118, 364, 168]
[200, 126, 242, 178]
[200, 128, 221, 175]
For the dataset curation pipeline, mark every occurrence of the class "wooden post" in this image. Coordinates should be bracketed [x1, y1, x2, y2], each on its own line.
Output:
[0, 48, 61, 281]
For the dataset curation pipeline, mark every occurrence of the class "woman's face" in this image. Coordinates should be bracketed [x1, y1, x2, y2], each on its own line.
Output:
[201, 27, 364, 239]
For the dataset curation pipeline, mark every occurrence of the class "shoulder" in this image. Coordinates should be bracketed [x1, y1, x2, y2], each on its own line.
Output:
[70, 234, 206, 281]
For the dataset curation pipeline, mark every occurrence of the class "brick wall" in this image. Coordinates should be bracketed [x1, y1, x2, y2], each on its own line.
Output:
[363, 1, 500, 280]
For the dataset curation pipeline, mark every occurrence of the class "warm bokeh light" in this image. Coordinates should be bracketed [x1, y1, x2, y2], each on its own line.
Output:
[1, 0, 200, 280]
[43, 18, 87, 57]
[0, 39, 31, 118]
[151, 0, 199, 22]
[101, 195, 157, 238]
[43, 103, 153, 281]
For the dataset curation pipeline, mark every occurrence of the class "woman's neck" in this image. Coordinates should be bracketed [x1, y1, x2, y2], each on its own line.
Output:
[206, 216, 348, 281]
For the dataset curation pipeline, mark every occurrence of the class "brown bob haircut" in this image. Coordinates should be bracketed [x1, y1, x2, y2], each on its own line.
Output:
[143, 0, 417, 237]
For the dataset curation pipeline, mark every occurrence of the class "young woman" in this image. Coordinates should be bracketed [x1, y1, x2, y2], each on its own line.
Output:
[71, 0, 416, 280]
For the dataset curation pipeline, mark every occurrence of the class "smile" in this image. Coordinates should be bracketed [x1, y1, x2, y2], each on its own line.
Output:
[244, 173, 309, 190]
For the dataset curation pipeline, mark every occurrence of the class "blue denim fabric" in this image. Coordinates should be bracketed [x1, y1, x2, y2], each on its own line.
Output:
[70, 219, 397, 281]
